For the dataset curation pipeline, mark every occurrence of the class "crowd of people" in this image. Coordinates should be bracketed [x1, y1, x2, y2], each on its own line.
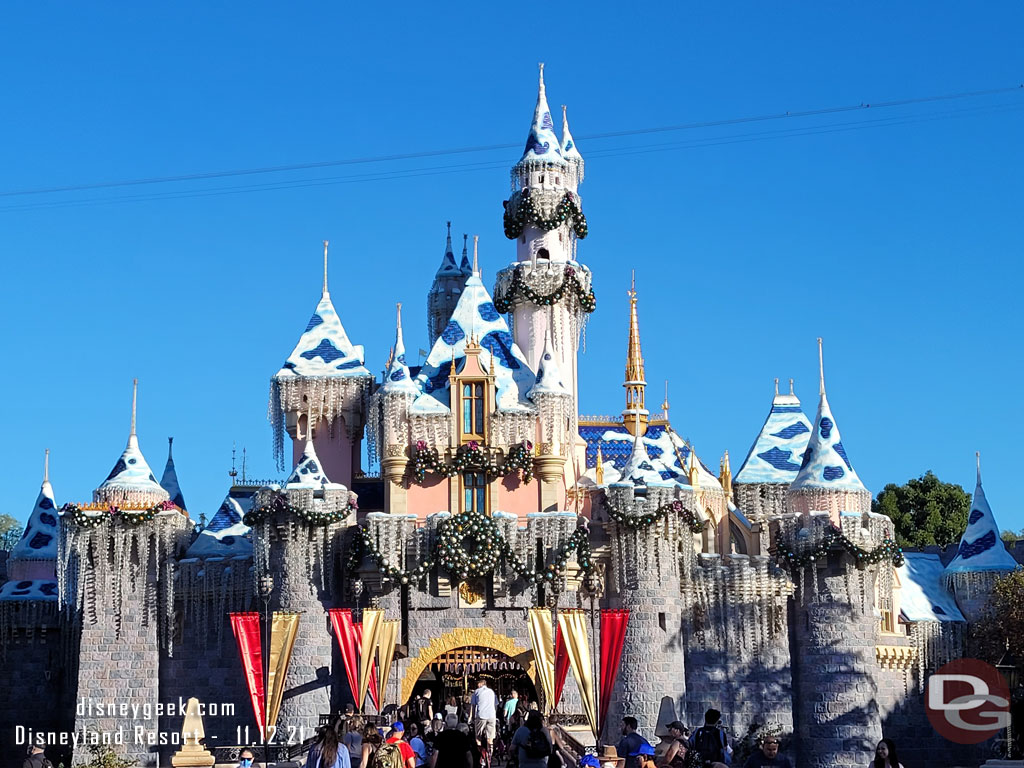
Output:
[294, 685, 906, 768]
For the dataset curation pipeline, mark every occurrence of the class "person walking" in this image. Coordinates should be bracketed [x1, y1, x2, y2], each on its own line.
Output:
[470, 678, 498, 765]
[23, 745, 52, 768]
[869, 738, 903, 768]
[658, 722, 700, 768]
[236, 749, 256, 768]
[307, 716, 353, 768]
[345, 717, 365, 768]
[385, 723, 418, 768]
[408, 723, 428, 768]
[511, 711, 553, 768]
[741, 733, 790, 768]
[617, 717, 650, 768]
[361, 724, 383, 768]
[689, 710, 730, 767]
[503, 690, 520, 732]
[430, 721, 473, 768]
[445, 697, 460, 722]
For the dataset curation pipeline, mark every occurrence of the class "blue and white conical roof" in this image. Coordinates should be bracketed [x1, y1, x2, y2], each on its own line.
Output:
[735, 380, 813, 484]
[10, 451, 59, 565]
[528, 327, 570, 399]
[458, 234, 473, 276]
[382, 303, 419, 396]
[94, 381, 170, 505]
[790, 344, 866, 494]
[412, 273, 535, 414]
[946, 455, 1018, 573]
[159, 437, 186, 510]
[275, 254, 370, 380]
[434, 222, 463, 279]
[285, 436, 343, 489]
[560, 105, 583, 164]
[619, 427, 663, 487]
[517, 64, 566, 167]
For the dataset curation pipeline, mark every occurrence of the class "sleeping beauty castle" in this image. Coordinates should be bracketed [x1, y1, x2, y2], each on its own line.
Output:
[0, 67, 1019, 768]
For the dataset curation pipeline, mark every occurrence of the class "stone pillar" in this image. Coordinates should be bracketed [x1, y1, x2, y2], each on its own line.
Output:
[602, 484, 685, 742]
[792, 552, 882, 767]
[264, 515, 345, 738]
[535, 454, 566, 513]
[69, 514, 191, 767]
[382, 446, 409, 516]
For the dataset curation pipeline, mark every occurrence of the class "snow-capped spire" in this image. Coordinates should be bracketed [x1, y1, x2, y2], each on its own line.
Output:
[459, 233, 472, 276]
[434, 221, 461, 279]
[560, 105, 584, 178]
[9, 449, 60, 577]
[946, 453, 1018, 573]
[160, 437, 187, 510]
[529, 325, 570, 398]
[383, 303, 419, 395]
[286, 413, 343, 489]
[623, 272, 648, 436]
[620, 413, 657, 486]
[518, 63, 566, 167]
[323, 239, 330, 296]
[95, 379, 170, 506]
[735, 378, 812, 485]
[788, 340, 869, 516]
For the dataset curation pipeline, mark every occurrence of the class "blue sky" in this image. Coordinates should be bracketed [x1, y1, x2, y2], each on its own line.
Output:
[1, 3, 1022, 533]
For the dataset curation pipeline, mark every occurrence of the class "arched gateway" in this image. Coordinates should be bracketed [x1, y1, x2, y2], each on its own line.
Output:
[400, 628, 537, 704]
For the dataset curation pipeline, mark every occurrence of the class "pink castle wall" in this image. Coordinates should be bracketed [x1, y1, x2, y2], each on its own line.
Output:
[291, 416, 356, 488]
[407, 476, 450, 519]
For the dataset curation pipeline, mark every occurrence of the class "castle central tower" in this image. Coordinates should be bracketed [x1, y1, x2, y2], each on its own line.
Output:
[494, 65, 594, 444]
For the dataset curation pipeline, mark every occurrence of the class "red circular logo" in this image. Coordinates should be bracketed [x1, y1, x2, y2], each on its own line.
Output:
[926, 658, 1011, 744]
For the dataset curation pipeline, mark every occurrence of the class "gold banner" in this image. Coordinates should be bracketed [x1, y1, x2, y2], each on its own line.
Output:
[527, 608, 556, 714]
[357, 609, 384, 711]
[559, 610, 598, 740]
[266, 612, 301, 739]
[377, 619, 400, 710]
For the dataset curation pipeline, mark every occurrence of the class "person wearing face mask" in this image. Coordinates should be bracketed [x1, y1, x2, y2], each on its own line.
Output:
[238, 749, 256, 768]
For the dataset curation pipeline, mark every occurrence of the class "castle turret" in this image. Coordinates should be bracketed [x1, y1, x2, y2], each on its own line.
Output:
[622, 276, 648, 436]
[269, 241, 373, 485]
[733, 378, 812, 520]
[495, 65, 593, 426]
[427, 223, 472, 347]
[944, 453, 1019, 622]
[159, 437, 186, 510]
[7, 450, 59, 581]
[376, 303, 420, 512]
[528, 325, 573, 510]
[560, 105, 584, 189]
[786, 340, 870, 520]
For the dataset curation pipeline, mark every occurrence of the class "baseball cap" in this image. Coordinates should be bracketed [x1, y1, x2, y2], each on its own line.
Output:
[630, 744, 655, 757]
[391, 722, 405, 733]
[579, 756, 601, 768]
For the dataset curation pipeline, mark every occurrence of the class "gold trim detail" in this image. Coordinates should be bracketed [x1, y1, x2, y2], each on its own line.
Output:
[875, 644, 918, 670]
[399, 627, 536, 703]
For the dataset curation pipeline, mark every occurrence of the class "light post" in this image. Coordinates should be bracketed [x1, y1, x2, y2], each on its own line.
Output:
[996, 640, 1020, 759]
[259, 574, 275, 768]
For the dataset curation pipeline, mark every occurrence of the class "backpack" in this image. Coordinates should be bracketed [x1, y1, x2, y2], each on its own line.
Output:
[692, 726, 725, 765]
[370, 742, 406, 768]
[523, 728, 551, 760]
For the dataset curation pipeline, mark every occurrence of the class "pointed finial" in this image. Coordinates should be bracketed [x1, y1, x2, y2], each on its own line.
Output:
[168, 436, 174, 456]
[130, 378, 138, 437]
[774, 377, 779, 397]
[817, 337, 825, 396]
[242, 446, 248, 485]
[43, 449, 50, 484]
[462, 233, 468, 259]
[789, 378, 795, 396]
[661, 380, 670, 415]
[229, 442, 238, 481]
[976, 451, 982, 485]
[538, 62, 545, 94]
[628, 269, 636, 299]
[323, 240, 330, 296]
[595, 445, 604, 485]
[396, 302, 403, 332]
[473, 235, 479, 276]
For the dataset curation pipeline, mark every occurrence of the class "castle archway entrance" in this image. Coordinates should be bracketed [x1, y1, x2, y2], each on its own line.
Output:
[400, 628, 537, 708]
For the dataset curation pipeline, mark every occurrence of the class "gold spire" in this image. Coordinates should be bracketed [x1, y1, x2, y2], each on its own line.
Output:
[719, 450, 732, 498]
[623, 270, 648, 436]
[595, 445, 604, 485]
[688, 444, 700, 487]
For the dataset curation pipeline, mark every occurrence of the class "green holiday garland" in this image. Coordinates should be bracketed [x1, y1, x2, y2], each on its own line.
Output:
[61, 500, 179, 528]
[412, 441, 534, 484]
[776, 526, 904, 569]
[243, 491, 358, 527]
[602, 497, 706, 533]
[503, 189, 588, 239]
[493, 264, 596, 314]
[346, 509, 592, 587]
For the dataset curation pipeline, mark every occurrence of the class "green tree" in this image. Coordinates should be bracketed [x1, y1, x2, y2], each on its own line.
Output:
[0, 513, 23, 551]
[972, 569, 1024, 667]
[1003, 528, 1024, 544]
[872, 471, 970, 548]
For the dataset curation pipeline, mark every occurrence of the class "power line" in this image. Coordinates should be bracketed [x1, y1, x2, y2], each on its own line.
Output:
[0, 83, 1020, 200]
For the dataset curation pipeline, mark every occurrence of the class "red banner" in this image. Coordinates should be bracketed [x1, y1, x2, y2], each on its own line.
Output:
[598, 609, 630, 735]
[552, 627, 570, 709]
[230, 612, 265, 734]
[354, 621, 380, 711]
[329, 608, 361, 707]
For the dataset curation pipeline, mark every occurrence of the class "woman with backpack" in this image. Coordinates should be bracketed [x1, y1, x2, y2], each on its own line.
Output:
[361, 724, 384, 768]
[511, 711, 553, 768]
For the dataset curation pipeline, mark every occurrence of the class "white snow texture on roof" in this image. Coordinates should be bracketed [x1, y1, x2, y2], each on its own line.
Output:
[0, 579, 58, 602]
[790, 392, 866, 493]
[286, 439, 343, 489]
[11, 481, 59, 561]
[518, 71, 566, 167]
[585, 426, 721, 490]
[96, 434, 170, 501]
[560, 108, 582, 163]
[186, 522, 253, 558]
[735, 392, 813, 484]
[412, 275, 535, 414]
[946, 470, 1019, 573]
[528, 330, 570, 398]
[898, 552, 965, 622]
[275, 292, 370, 379]
[382, 310, 419, 396]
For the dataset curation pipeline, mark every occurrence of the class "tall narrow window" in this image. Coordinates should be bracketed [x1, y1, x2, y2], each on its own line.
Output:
[463, 472, 487, 514]
[462, 382, 485, 439]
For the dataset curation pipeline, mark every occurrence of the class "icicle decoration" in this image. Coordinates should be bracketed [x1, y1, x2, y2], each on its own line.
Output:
[269, 377, 371, 470]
